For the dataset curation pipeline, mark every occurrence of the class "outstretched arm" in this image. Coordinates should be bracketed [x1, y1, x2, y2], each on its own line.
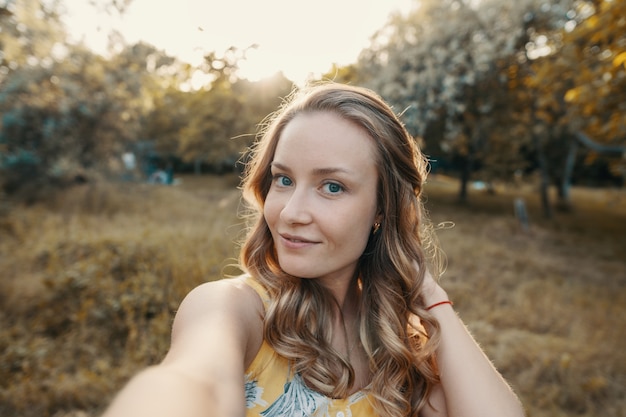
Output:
[420, 271, 525, 417]
[101, 277, 264, 417]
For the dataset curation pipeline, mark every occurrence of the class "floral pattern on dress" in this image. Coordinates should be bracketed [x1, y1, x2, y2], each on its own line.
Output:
[245, 372, 368, 417]
[245, 373, 268, 409]
[260, 373, 328, 417]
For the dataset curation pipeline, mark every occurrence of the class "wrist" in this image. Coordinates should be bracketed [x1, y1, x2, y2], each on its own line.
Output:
[426, 300, 453, 310]
[422, 285, 449, 307]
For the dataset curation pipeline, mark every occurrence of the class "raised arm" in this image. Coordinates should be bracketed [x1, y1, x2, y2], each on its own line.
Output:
[420, 271, 526, 417]
[101, 277, 264, 417]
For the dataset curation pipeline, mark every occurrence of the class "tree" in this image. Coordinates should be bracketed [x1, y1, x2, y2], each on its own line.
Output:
[528, 0, 626, 208]
[0, 0, 155, 196]
[355, 0, 626, 215]
[0, 41, 165, 194]
[0, 0, 66, 77]
[357, 0, 577, 202]
[151, 48, 293, 174]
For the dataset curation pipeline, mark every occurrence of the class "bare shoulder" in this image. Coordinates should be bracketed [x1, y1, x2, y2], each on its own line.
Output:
[163, 275, 265, 375]
[172, 276, 264, 328]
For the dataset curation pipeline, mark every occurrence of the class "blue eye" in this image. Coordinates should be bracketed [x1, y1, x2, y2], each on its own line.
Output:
[323, 182, 344, 194]
[274, 175, 292, 187]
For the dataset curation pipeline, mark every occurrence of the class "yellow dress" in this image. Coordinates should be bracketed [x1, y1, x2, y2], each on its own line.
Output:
[243, 277, 378, 417]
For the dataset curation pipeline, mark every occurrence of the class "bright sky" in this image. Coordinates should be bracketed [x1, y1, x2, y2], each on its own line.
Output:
[62, 0, 414, 84]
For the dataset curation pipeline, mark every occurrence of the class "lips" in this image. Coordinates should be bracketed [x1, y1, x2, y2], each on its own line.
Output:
[279, 233, 319, 248]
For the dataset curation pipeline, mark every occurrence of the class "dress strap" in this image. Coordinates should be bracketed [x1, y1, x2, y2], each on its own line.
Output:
[244, 275, 270, 310]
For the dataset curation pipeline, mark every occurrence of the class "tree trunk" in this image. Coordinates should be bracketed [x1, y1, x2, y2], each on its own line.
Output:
[534, 134, 552, 219]
[559, 138, 579, 211]
[530, 97, 552, 219]
[458, 151, 473, 204]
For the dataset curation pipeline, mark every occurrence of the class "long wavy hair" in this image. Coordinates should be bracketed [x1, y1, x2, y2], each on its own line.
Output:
[239, 82, 441, 417]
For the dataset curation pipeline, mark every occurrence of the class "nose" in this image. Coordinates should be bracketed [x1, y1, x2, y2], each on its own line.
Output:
[280, 187, 313, 225]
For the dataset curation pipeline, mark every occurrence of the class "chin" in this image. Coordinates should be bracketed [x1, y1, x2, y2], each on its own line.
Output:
[278, 263, 318, 279]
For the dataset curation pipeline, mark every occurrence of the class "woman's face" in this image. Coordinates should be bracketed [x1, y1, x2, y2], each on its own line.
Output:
[264, 111, 379, 288]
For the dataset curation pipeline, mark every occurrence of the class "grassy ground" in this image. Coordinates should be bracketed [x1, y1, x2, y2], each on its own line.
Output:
[0, 174, 624, 417]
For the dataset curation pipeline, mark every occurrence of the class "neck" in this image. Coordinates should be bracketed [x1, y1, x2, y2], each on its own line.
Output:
[318, 273, 360, 315]
[322, 276, 369, 392]
[326, 277, 361, 358]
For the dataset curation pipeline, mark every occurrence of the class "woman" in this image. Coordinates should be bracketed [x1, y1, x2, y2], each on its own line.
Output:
[102, 83, 525, 417]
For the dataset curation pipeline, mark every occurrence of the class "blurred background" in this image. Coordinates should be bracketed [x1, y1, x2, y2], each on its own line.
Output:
[0, 0, 624, 416]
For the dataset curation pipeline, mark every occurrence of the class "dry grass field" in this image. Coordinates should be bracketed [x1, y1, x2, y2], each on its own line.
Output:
[0, 174, 624, 417]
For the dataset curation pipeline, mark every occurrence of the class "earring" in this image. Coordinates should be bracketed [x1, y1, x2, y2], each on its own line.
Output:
[372, 222, 381, 234]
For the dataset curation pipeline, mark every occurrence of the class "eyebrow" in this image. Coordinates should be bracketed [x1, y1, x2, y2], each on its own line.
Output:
[271, 162, 354, 176]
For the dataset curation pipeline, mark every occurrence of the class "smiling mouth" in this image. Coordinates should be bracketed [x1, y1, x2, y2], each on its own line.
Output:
[280, 234, 318, 245]
[286, 238, 309, 243]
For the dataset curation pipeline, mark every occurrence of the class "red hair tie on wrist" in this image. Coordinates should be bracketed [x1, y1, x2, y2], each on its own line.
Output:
[426, 300, 454, 311]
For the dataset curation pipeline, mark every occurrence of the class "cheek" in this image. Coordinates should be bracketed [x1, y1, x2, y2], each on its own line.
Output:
[354, 220, 375, 248]
[263, 194, 280, 228]
[335, 207, 376, 246]
[357, 207, 379, 244]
